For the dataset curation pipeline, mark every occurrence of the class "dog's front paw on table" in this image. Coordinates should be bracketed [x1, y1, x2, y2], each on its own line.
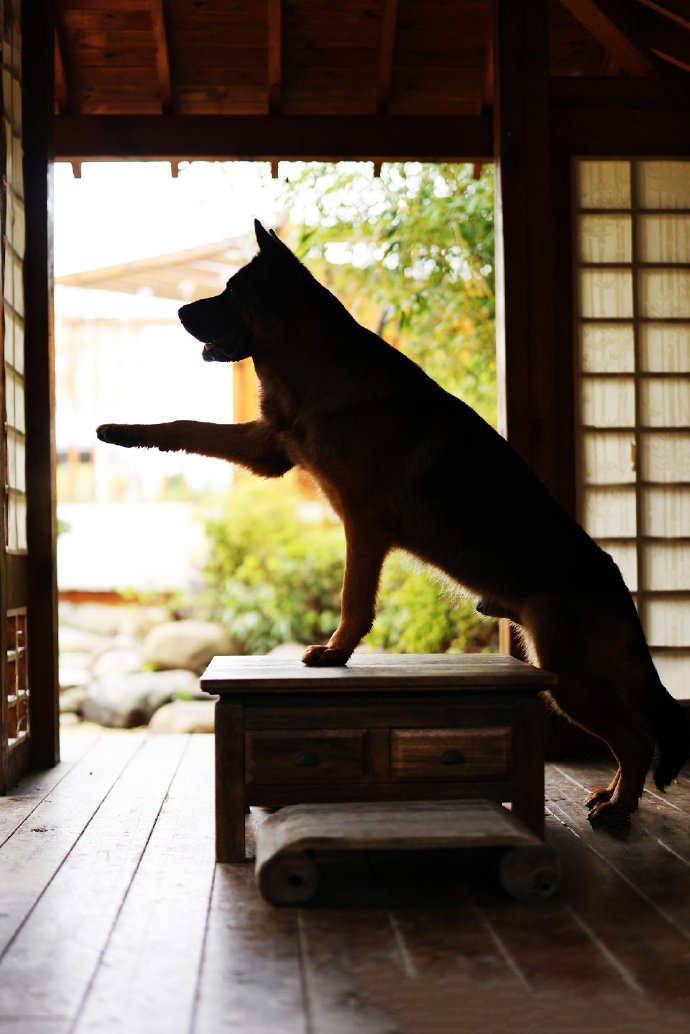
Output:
[302, 645, 350, 667]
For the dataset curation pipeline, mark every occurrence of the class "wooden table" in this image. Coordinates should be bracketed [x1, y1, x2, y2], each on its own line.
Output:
[200, 653, 556, 862]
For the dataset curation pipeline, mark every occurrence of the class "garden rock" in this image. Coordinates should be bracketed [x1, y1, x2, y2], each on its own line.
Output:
[149, 700, 216, 734]
[90, 644, 143, 680]
[59, 685, 87, 714]
[59, 652, 94, 689]
[142, 620, 239, 673]
[59, 625, 109, 655]
[81, 669, 198, 728]
[59, 666, 91, 690]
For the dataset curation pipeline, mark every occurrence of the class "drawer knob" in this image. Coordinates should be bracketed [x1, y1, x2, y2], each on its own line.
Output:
[293, 751, 319, 767]
[440, 749, 466, 766]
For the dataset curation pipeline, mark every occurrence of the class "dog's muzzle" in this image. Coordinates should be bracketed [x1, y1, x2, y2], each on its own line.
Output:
[178, 296, 254, 363]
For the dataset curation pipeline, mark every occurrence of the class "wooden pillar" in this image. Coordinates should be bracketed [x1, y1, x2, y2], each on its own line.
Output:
[23, 0, 59, 768]
[493, 0, 576, 655]
[493, 0, 556, 485]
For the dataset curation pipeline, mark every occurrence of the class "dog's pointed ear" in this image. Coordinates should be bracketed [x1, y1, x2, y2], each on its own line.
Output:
[254, 219, 273, 251]
[254, 219, 300, 266]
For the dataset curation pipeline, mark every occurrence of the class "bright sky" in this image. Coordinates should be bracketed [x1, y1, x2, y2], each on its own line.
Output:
[54, 160, 282, 276]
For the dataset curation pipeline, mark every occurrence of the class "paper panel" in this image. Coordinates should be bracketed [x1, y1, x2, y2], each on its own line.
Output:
[638, 161, 690, 210]
[642, 486, 690, 537]
[578, 214, 632, 263]
[641, 379, 690, 428]
[640, 324, 690, 372]
[581, 487, 636, 537]
[582, 432, 636, 484]
[579, 269, 633, 318]
[581, 377, 635, 427]
[578, 161, 631, 209]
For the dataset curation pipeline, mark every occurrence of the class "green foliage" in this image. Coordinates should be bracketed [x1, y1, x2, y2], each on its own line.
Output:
[196, 476, 496, 656]
[283, 161, 496, 423]
[366, 554, 497, 655]
[197, 475, 344, 654]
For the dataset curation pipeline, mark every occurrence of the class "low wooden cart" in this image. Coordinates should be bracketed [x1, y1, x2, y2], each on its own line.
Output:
[255, 799, 561, 904]
[200, 653, 557, 863]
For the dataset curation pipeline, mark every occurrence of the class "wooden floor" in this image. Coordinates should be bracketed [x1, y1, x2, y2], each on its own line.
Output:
[1, 731, 690, 1034]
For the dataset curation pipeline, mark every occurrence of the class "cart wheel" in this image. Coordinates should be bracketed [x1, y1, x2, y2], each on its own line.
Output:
[257, 850, 319, 905]
[498, 845, 560, 901]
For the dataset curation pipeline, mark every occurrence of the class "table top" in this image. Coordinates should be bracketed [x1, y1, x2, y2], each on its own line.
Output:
[200, 652, 557, 695]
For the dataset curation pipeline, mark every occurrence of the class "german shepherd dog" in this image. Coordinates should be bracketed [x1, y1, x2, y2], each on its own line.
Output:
[97, 220, 690, 827]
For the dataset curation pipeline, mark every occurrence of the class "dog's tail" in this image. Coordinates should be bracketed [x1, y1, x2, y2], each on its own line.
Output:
[650, 684, 690, 791]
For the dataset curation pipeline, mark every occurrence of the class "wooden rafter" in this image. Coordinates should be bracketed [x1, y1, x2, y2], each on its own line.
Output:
[54, 28, 68, 114]
[149, 0, 173, 113]
[480, 12, 494, 113]
[267, 0, 281, 114]
[376, 0, 398, 114]
[638, 0, 690, 34]
[634, 4, 690, 72]
[558, 0, 653, 75]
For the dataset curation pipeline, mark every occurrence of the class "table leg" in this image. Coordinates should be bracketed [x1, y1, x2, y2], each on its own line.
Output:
[511, 697, 545, 839]
[215, 700, 246, 862]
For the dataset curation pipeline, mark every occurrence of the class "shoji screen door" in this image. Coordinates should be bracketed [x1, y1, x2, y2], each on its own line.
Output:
[575, 159, 690, 701]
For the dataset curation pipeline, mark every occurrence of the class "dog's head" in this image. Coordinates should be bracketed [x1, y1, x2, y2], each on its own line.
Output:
[178, 220, 312, 363]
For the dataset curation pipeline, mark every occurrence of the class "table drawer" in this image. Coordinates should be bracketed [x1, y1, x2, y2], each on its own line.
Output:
[391, 728, 512, 781]
[246, 729, 367, 785]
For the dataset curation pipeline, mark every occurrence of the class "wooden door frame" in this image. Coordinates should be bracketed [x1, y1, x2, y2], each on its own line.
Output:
[2, 1, 60, 788]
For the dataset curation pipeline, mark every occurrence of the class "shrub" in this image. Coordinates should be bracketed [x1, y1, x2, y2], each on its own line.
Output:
[196, 477, 497, 656]
[196, 476, 344, 654]
[367, 553, 497, 654]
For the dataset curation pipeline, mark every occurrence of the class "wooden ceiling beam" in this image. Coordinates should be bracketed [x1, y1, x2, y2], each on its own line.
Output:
[633, 5, 690, 72]
[376, 0, 398, 114]
[638, 0, 690, 34]
[558, 0, 653, 75]
[267, 0, 281, 113]
[560, 0, 690, 98]
[149, 0, 173, 113]
[54, 114, 494, 163]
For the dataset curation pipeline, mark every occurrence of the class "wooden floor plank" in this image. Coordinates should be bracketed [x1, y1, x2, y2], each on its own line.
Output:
[547, 765, 690, 940]
[296, 852, 409, 1034]
[0, 733, 144, 958]
[0, 1021, 68, 1032]
[544, 814, 690, 1002]
[192, 863, 306, 1034]
[364, 849, 534, 1033]
[0, 732, 102, 847]
[0, 735, 189, 1025]
[73, 735, 216, 1034]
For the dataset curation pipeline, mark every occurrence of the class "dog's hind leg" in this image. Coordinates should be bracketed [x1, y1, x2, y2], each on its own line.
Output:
[585, 768, 620, 811]
[97, 420, 294, 478]
[303, 523, 391, 667]
[544, 682, 654, 828]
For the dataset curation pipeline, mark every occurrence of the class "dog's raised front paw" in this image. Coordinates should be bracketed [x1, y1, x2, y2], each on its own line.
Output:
[96, 423, 142, 448]
[301, 645, 351, 667]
